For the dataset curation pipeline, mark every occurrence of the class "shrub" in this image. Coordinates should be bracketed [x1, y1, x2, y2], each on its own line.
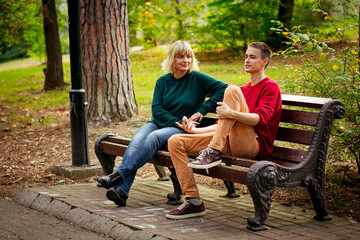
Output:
[272, 0, 360, 174]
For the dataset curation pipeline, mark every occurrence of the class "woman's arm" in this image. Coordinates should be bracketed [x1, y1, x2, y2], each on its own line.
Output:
[195, 72, 228, 115]
[175, 116, 217, 134]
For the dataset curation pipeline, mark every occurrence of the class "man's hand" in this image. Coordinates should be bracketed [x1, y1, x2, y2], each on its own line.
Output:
[189, 112, 203, 122]
[176, 116, 199, 133]
[216, 102, 233, 119]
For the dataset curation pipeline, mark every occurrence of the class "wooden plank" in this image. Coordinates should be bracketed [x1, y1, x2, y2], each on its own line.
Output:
[194, 165, 248, 184]
[108, 136, 131, 145]
[280, 109, 319, 126]
[149, 151, 174, 167]
[271, 147, 307, 163]
[101, 141, 127, 156]
[275, 127, 314, 145]
[282, 94, 331, 108]
[221, 155, 257, 167]
[267, 159, 298, 167]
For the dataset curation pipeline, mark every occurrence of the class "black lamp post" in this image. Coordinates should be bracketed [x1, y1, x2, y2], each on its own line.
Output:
[67, 0, 90, 166]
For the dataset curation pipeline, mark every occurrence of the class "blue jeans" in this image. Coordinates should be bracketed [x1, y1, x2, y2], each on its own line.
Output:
[114, 122, 185, 197]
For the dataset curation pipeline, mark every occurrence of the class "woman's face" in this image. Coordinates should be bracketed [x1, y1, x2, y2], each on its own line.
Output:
[173, 51, 192, 75]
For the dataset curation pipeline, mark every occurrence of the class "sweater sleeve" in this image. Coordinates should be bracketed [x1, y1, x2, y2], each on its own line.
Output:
[151, 79, 179, 127]
[195, 72, 228, 115]
[254, 82, 281, 129]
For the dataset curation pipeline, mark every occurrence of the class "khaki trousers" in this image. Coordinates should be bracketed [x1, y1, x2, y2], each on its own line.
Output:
[168, 85, 259, 199]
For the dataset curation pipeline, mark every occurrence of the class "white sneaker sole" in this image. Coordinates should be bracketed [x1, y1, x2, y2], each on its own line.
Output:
[187, 160, 222, 169]
[166, 211, 205, 220]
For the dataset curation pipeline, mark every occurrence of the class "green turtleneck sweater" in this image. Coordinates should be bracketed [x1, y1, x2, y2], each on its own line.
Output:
[149, 71, 228, 127]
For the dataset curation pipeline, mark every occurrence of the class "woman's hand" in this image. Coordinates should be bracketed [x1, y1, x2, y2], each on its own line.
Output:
[190, 112, 203, 122]
[176, 116, 199, 133]
[216, 102, 233, 119]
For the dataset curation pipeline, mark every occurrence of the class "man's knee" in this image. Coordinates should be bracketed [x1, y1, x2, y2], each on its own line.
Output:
[225, 85, 241, 95]
[168, 135, 182, 152]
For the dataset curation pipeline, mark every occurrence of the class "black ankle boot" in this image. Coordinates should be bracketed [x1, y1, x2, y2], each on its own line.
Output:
[106, 187, 127, 207]
[97, 171, 122, 189]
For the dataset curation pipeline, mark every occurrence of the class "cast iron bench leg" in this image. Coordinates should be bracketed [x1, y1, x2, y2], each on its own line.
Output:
[223, 180, 240, 198]
[154, 164, 170, 181]
[166, 167, 183, 205]
[304, 176, 332, 221]
[95, 134, 116, 175]
[246, 161, 281, 231]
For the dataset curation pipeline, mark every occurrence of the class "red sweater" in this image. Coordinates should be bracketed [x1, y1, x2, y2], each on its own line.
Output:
[240, 77, 282, 159]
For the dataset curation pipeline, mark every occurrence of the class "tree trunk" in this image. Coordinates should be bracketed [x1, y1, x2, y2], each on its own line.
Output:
[42, 0, 64, 90]
[278, 0, 295, 28]
[81, 0, 137, 122]
[175, 0, 183, 40]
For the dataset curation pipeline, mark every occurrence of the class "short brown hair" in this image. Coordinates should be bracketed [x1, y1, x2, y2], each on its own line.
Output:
[248, 42, 272, 68]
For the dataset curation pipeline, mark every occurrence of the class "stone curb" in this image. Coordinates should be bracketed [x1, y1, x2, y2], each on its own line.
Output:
[16, 189, 169, 240]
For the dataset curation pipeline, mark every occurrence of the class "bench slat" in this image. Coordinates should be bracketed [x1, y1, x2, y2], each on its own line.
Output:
[197, 165, 248, 183]
[282, 94, 332, 108]
[276, 127, 314, 145]
[221, 155, 257, 167]
[146, 150, 250, 184]
[280, 109, 319, 126]
[101, 141, 127, 156]
[270, 147, 307, 164]
[108, 136, 131, 145]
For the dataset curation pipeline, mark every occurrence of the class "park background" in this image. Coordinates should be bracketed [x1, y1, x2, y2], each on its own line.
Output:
[0, 0, 359, 223]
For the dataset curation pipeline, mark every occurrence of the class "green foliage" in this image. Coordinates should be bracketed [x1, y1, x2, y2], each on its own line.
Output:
[272, 0, 360, 173]
[55, 0, 69, 54]
[291, 0, 333, 28]
[128, 1, 163, 47]
[128, 0, 203, 48]
[0, 0, 69, 60]
[194, 0, 279, 50]
[0, 0, 45, 59]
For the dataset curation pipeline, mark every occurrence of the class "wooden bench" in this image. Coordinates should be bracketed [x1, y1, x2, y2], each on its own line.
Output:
[94, 94, 345, 231]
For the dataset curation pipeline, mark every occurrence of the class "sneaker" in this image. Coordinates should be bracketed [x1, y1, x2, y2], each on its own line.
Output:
[166, 199, 205, 220]
[187, 147, 221, 169]
[106, 187, 127, 206]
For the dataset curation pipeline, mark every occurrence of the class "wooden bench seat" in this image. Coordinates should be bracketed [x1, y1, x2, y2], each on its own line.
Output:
[94, 94, 345, 231]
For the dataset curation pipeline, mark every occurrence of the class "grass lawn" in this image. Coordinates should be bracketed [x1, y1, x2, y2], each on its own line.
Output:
[0, 47, 294, 130]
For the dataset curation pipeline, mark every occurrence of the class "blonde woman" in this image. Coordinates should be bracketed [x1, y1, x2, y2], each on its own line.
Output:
[97, 40, 228, 206]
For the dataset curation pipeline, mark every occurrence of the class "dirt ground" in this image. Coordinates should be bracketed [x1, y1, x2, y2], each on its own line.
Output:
[0, 105, 359, 224]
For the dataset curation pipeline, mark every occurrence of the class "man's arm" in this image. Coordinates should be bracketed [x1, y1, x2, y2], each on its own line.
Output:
[216, 102, 260, 126]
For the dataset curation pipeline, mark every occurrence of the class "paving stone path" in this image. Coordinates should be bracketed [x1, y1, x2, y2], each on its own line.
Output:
[17, 178, 360, 240]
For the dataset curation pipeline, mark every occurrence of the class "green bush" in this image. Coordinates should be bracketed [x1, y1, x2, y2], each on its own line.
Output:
[272, 0, 360, 174]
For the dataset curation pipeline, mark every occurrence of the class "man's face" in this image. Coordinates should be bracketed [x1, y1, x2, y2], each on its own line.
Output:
[244, 47, 268, 73]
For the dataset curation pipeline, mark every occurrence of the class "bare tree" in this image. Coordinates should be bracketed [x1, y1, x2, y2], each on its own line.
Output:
[81, 0, 137, 122]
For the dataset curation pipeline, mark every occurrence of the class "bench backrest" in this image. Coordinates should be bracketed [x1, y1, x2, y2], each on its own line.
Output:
[201, 94, 334, 168]
[270, 94, 333, 167]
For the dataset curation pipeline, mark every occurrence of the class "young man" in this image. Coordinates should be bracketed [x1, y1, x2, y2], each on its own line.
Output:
[166, 42, 282, 220]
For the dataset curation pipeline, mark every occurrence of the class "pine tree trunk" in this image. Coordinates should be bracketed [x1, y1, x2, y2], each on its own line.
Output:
[42, 0, 64, 90]
[81, 0, 137, 122]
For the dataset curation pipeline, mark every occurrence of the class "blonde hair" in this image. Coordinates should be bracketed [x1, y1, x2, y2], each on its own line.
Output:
[161, 40, 200, 74]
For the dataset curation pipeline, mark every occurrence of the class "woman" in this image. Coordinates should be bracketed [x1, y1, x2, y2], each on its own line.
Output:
[97, 40, 228, 206]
